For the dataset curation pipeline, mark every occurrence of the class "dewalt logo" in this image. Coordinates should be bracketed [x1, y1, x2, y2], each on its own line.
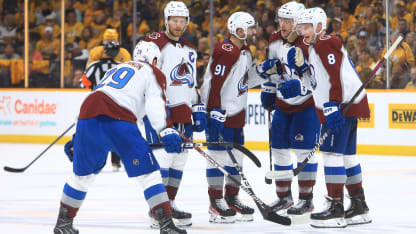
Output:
[389, 104, 416, 129]
[358, 103, 374, 128]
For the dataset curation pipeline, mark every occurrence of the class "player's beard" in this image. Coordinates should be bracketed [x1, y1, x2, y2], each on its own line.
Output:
[246, 34, 256, 46]
[168, 27, 185, 38]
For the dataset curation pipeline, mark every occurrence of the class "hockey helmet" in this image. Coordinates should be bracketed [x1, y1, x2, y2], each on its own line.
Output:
[133, 41, 162, 68]
[227, 11, 256, 40]
[278, 1, 305, 26]
[298, 7, 327, 35]
[164, 1, 189, 33]
[103, 29, 119, 41]
[103, 41, 120, 58]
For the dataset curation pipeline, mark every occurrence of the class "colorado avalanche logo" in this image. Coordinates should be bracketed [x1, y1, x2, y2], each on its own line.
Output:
[309, 64, 317, 90]
[170, 60, 194, 87]
[237, 73, 248, 96]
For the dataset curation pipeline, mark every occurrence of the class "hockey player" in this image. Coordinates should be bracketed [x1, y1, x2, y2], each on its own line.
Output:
[257, 1, 320, 216]
[53, 40, 187, 234]
[200, 11, 259, 223]
[279, 7, 372, 228]
[143, 1, 205, 228]
[64, 41, 124, 172]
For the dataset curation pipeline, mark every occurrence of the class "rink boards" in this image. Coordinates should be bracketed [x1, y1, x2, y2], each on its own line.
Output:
[0, 88, 415, 156]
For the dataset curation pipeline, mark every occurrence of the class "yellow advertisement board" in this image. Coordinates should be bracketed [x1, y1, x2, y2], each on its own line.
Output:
[358, 103, 374, 128]
[389, 104, 416, 129]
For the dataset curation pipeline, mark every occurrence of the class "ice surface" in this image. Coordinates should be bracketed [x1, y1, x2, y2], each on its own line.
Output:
[1, 143, 416, 233]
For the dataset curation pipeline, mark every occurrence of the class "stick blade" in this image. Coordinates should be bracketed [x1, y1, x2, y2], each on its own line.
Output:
[4, 166, 25, 173]
[265, 170, 294, 180]
[265, 211, 291, 226]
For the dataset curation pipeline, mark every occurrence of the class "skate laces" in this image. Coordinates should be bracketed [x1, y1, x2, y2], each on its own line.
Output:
[231, 196, 249, 209]
[293, 199, 307, 209]
[215, 198, 231, 210]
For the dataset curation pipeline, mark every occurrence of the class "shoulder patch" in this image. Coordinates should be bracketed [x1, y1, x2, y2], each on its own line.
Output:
[148, 32, 161, 40]
[222, 43, 234, 52]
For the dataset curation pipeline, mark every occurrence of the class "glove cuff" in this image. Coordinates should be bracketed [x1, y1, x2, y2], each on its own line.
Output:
[160, 128, 178, 138]
[261, 82, 276, 94]
[210, 109, 226, 123]
[192, 104, 206, 113]
[323, 101, 340, 116]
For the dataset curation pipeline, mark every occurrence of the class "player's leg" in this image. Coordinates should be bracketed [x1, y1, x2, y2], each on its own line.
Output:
[109, 117, 186, 233]
[310, 119, 356, 228]
[54, 118, 109, 234]
[342, 118, 371, 225]
[288, 107, 320, 215]
[111, 152, 122, 172]
[223, 128, 254, 221]
[270, 108, 294, 212]
[167, 123, 192, 226]
[206, 128, 236, 223]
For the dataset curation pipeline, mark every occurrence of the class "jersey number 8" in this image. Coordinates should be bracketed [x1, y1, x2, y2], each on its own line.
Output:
[327, 54, 336, 65]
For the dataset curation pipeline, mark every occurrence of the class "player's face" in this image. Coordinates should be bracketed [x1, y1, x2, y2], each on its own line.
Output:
[278, 17, 294, 38]
[298, 23, 315, 44]
[167, 16, 187, 37]
[246, 26, 257, 43]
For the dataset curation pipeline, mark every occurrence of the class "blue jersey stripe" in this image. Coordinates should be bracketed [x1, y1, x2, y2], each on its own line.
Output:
[160, 168, 169, 178]
[224, 166, 239, 175]
[346, 165, 362, 177]
[274, 164, 294, 171]
[298, 162, 318, 172]
[63, 183, 86, 200]
[169, 168, 183, 179]
[144, 184, 166, 200]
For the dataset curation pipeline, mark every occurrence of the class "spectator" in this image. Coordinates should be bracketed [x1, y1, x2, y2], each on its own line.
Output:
[391, 1, 412, 31]
[0, 14, 17, 42]
[398, 18, 410, 38]
[127, 12, 150, 41]
[0, 42, 20, 59]
[0, 42, 20, 87]
[35, 26, 60, 60]
[405, 66, 416, 89]
[65, 68, 83, 88]
[90, 12, 109, 40]
[78, 26, 100, 51]
[405, 32, 416, 59]
[196, 52, 209, 88]
[341, 7, 358, 33]
[65, 9, 83, 43]
[329, 17, 348, 42]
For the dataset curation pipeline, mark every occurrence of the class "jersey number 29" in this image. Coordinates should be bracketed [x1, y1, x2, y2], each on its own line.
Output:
[95, 67, 135, 90]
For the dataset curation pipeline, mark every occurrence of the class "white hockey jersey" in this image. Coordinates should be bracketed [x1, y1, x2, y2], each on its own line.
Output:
[303, 35, 370, 122]
[200, 39, 254, 128]
[268, 31, 314, 113]
[145, 32, 198, 124]
[78, 61, 172, 133]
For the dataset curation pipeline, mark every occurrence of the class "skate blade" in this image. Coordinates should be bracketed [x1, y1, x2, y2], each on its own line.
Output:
[208, 210, 236, 224]
[288, 211, 313, 225]
[346, 213, 372, 226]
[174, 218, 192, 227]
[150, 217, 159, 229]
[236, 214, 254, 222]
[310, 217, 347, 228]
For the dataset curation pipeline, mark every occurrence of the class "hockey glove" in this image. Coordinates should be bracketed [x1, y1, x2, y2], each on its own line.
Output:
[160, 128, 183, 153]
[323, 101, 346, 134]
[287, 47, 309, 76]
[278, 79, 309, 99]
[64, 134, 75, 162]
[207, 108, 226, 142]
[192, 104, 207, 132]
[256, 58, 283, 79]
[261, 82, 276, 110]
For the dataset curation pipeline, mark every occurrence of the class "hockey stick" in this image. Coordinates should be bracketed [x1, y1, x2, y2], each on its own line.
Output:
[149, 142, 261, 167]
[225, 147, 291, 225]
[266, 35, 404, 180]
[264, 108, 273, 184]
[177, 132, 290, 225]
[4, 123, 76, 173]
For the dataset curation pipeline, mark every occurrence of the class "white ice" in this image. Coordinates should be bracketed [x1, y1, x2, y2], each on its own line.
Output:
[1, 143, 416, 234]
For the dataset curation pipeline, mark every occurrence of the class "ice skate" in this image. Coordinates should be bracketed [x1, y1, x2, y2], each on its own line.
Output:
[225, 195, 254, 221]
[310, 196, 347, 228]
[209, 198, 237, 223]
[287, 195, 314, 215]
[345, 194, 372, 225]
[270, 193, 293, 213]
[153, 207, 187, 234]
[171, 200, 192, 227]
[53, 205, 79, 234]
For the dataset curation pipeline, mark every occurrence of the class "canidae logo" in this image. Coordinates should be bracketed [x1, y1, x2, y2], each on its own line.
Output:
[0, 96, 57, 115]
[358, 103, 374, 128]
[389, 104, 416, 129]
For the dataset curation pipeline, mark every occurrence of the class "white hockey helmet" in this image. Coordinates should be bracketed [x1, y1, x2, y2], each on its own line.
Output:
[227, 11, 256, 40]
[278, 1, 305, 26]
[164, 1, 189, 33]
[298, 7, 327, 35]
[133, 41, 162, 68]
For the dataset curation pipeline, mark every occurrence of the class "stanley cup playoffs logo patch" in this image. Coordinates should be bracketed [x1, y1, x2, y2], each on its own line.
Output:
[170, 59, 194, 87]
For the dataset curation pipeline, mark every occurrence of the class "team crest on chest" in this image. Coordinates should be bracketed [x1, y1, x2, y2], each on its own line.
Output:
[170, 59, 194, 87]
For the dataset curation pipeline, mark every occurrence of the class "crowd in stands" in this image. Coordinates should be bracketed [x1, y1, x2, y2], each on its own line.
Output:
[0, 0, 415, 89]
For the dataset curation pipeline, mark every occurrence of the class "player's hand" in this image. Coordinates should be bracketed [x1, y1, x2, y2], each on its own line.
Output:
[160, 128, 183, 153]
[206, 108, 226, 142]
[256, 58, 283, 79]
[64, 134, 75, 162]
[287, 47, 309, 76]
[323, 101, 345, 134]
[192, 104, 207, 132]
[261, 82, 276, 110]
[277, 79, 309, 99]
